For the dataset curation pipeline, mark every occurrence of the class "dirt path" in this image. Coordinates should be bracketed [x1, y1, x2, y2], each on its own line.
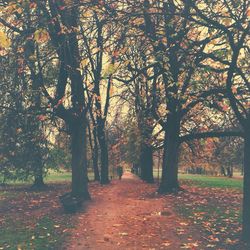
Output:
[66, 172, 203, 249]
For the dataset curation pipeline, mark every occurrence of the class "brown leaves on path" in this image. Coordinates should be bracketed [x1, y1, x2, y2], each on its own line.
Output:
[66, 173, 205, 250]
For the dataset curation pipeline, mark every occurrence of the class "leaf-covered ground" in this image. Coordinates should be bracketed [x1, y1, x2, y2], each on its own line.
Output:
[0, 183, 75, 250]
[66, 173, 202, 249]
[172, 180, 245, 249]
[0, 173, 249, 249]
[66, 173, 248, 250]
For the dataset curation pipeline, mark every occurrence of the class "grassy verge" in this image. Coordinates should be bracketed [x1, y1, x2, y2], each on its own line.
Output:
[45, 171, 96, 183]
[45, 170, 72, 183]
[172, 176, 245, 249]
[0, 215, 73, 250]
[152, 170, 243, 189]
[0, 183, 74, 250]
[179, 174, 243, 189]
[0, 170, 96, 185]
[0, 170, 101, 249]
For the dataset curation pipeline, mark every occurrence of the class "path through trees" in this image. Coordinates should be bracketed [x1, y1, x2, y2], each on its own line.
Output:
[67, 172, 206, 249]
[1, 0, 249, 245]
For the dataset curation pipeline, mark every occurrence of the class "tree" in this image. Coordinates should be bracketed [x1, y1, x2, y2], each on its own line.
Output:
[79, 8, 113, 184]
[190, 0, 250, 241]
[115, 38, 156, 183]
[0, 0, 93, 199]
[113, 0, 233, 192]
[38, 0, 91, 199]
[214, 137, 243, 177]
[87, 119, 100, 181]
[0, 46, 50, 187]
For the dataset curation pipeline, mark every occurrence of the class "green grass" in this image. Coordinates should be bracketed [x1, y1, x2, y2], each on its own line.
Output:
[0, 175, 75, 250]
[153, 170, 243, 189]
[0, 170, 96, 185]
[173, 175, 243, 247]
[0, 171, 72, 185]
[174, 190, 243, 248]
[179, 174, 243, 189]
[45, 171, 95, 182]
[176, 200, 240, 221]
[0, 191, 18, 211]
[0, 170, 93, 249]
[45, 171, 72, 182]
[0, 215, 73, 250]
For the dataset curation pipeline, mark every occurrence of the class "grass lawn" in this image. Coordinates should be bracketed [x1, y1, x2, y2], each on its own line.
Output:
[0, 170, 100, 250]
[171, 174, 246, 249]
[0, 170, 96, 185]
[0, 170, 72, 185]
[0, 214, 73, 250]
[0, 171, 246, 249]
[45, 171, 96, 183]
[179, 174, 243, 189]
[150, 171, 246, 248]
[0, 183, 74, 250]
[45, 170, 72, 183]
[153, 170, 243, 189]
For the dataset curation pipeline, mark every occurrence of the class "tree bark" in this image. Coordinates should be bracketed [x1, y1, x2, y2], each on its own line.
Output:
[158, 113, 180, 193]
[30, 72, 46, 189]
[33, 163, 46, 189]
[92, 128, 100, 181]
[87, 122, 100, 182]
[140, 143, 154, 183]
[242, 130, 250, 242]
[137, 111, 154, 183]
[97, 119, 109, 184]
[71, 121, 90, 199]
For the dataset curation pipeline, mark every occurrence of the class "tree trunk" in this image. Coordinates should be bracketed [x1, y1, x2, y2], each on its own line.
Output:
[158, 113, 180, 194]
[93, 142, 100, 182]
[221, 166, 226, 176]
[33, 164, 46, 189]
[137, 114, 154, 183]
[71, 121, 90, 199]
[242, 131, 250, 242]
[97, 120, 109, 184]
[30, 143, 46, 189]
[30, 72, 46, 189]
[88, 124, 100, 181]
[140, 143, 154, 183]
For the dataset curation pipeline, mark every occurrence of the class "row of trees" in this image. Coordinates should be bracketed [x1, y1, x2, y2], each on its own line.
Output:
[0, 0, 249, 242]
